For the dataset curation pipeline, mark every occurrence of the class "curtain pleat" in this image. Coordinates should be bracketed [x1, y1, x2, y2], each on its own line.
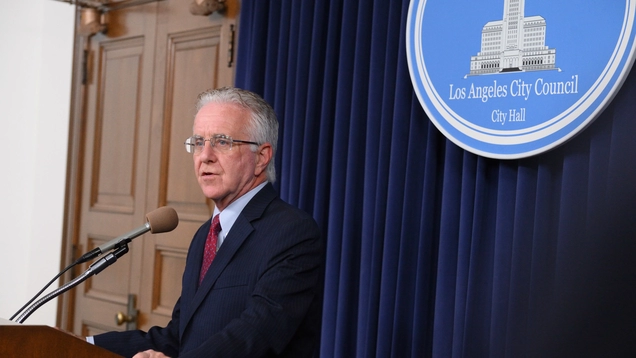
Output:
[235, 0, 636, 356]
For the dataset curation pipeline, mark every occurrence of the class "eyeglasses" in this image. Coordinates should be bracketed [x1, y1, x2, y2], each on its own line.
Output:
[184, 134, 259, 154]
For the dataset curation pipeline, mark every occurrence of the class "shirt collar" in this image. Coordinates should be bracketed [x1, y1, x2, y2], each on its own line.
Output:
[214, 181, 268, 246]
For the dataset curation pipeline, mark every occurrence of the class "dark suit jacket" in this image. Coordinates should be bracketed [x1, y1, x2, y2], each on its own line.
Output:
[94, 183, 324, 357]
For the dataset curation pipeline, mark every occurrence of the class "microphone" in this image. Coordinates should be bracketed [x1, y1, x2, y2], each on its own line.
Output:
[11, 206, 179, 323]
[77, 206, 179, 264]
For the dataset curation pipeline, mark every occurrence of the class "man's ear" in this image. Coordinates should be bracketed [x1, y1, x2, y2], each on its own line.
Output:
[254, 143, 273, 176]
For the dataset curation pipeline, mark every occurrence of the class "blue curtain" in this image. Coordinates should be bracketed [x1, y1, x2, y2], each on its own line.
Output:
[236, 1, 636, 357]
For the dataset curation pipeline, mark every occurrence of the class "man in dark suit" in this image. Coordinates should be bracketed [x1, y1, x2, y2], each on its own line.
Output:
[92, 87, 324, 357]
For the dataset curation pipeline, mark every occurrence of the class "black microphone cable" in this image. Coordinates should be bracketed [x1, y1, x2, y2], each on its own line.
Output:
[9, 253, 92, 321]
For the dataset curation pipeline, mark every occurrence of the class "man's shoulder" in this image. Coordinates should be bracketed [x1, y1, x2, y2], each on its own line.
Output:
[267, 196, 313, 218]
[245, 184, 309, 217]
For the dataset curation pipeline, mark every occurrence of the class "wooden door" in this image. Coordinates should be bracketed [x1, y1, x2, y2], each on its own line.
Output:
[59, 0, 238, 336]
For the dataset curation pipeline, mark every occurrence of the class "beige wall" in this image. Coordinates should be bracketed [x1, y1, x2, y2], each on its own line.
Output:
[0, 0, 74, 326]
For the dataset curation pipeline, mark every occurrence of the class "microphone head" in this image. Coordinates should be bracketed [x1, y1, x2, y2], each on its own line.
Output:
[146, 206, 179, 233]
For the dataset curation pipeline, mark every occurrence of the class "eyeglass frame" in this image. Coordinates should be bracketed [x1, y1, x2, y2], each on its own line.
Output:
[184, 134, 260, 154]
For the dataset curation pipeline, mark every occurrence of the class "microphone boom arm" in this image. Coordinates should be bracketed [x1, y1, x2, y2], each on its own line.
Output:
[10, 206, 178, 322]
[14, 244, 130, 324]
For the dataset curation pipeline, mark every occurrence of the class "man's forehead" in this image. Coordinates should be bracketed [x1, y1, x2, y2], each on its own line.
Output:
[193, 103, 250, 135]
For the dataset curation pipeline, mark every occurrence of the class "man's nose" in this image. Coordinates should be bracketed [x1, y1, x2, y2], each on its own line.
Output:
[198, 140, 218, 160]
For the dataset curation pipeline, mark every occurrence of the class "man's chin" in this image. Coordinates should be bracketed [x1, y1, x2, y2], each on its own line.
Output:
[199, 185, 220, 200]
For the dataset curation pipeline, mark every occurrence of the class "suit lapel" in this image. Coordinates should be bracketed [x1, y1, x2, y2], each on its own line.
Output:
[179, 183, 278, 336]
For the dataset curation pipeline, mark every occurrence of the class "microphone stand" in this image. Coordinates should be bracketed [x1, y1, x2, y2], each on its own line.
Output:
[9, 244, 106, 321]
[14, 244, 130, 324]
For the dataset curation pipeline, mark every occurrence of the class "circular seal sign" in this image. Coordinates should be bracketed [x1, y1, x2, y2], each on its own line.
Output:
[406, 0, 636, 159]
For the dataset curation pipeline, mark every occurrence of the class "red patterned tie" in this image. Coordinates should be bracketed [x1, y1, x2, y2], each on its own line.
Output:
[199, 214, 221, 285]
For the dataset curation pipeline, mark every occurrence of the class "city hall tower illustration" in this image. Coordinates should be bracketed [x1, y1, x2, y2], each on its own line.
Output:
[469, 0, 557, 75]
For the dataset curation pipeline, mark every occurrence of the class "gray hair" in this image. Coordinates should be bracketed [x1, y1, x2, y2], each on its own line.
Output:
[195, 87, 278, 183]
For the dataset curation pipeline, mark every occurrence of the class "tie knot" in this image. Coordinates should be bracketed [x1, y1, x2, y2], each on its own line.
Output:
[212, 214, 221, 234]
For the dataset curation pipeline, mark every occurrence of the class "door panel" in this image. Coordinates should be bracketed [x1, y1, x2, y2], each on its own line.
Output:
[73, 2, 156, 336]
[92, 37, 144, 213]
[62, 0, 237, 335]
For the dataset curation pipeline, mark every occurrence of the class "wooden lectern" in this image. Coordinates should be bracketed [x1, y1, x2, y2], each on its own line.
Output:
[0, 318, 122, 357]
